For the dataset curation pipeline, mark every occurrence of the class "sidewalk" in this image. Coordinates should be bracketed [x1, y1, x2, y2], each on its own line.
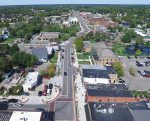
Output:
[73, 46, 87, 121]
[0, 86, 61, 104]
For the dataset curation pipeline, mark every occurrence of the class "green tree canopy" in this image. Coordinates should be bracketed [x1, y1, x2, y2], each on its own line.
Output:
[74, 37, 83, 52]
[112, 62, 124, 77]
[135, 49, 142, 56]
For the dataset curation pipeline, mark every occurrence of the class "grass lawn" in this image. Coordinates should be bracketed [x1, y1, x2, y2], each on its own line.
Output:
[78, 61, 91, 64]
[7, 85, 23, 96]
[77, 52, 91, 59]
[4, 38, 16, 44]
[50, 53, 58, 64]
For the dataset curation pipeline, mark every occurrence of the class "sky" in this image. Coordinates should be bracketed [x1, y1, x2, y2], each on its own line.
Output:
[0, 0, 150, 5]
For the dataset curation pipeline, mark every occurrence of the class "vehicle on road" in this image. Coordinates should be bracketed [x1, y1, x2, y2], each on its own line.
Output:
[13, 103, 23, 107]
[38, 91, 42, 96]
[64, 72, 67, 76]
[49, 83, 53, 89]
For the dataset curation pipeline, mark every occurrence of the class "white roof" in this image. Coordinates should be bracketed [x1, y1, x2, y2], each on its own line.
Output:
[9, 111, 42, 121]
[135, 29, 146, 37]
[45, 46, 53, 54]
[84, 78, 110, 84]
[23, 72, 39, 86]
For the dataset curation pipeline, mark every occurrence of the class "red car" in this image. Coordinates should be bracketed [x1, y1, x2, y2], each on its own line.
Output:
[42, 85, 48, 96]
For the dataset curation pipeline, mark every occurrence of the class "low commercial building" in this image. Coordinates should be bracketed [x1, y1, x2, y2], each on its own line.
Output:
[85, 102, 150, 121]
[82, 65, 117, 84]
[32, 47, 48, 62]
[86, 84, 136, 103]
[87, 17, 118, 27]
[92, 42, 120, 65]
[33, 32, 60, 41]
[9, 111, 42, 121]
[83, 41, 92, 52]
[68, 17, 78, 23]
[23, 72, 39, 92]
[82, 65, 110, 85]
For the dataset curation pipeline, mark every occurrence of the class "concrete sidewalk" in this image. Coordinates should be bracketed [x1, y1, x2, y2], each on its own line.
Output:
[0, 86, 61, 104]
[73, 46, 87, 121]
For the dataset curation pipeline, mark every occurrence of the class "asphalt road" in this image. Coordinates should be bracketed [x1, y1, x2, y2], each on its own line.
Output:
[7, 103, 49, 111]
[61, 38, 75, 98]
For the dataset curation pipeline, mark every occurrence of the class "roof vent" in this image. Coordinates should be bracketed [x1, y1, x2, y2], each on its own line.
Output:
[108, 107, 114, 114]
[146, 103, 150, 108]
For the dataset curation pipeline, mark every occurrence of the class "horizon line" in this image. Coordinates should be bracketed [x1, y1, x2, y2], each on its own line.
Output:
[0, 3, 150, 6]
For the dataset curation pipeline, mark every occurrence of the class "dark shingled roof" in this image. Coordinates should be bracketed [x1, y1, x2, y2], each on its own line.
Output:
[82, 69, 110, 79]
[32, 47, 48, 59]
[87, 84, 133, 97]
[89, 102, 135, 121]
[0, 111, 12, 121]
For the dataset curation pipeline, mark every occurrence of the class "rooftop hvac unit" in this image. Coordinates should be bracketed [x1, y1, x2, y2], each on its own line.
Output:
[146, 103, 150, 108]
[108, 107, 114, 114]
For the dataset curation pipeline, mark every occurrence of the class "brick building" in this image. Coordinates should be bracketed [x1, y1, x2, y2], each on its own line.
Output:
[86, 84, 137, 103]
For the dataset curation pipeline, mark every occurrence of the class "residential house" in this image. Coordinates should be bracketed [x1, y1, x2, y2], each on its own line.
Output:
[32, 47, 48, 62]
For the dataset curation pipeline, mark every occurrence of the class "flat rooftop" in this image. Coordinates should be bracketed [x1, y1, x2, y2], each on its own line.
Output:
[0, 111, 12, 121]
[87, 84, 133, 97]
[9, 111, 42, 121]
[83, 68, 110, 79]
[23, 72, 39, 86]
[82, 65, 116, 74]
[92, 42, 118, 58]
[85, 102, 150, 121]
[88, 102, 135, 121]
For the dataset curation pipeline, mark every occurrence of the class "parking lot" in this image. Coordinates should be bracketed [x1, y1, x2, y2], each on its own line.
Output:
[119, 56, 150, 91]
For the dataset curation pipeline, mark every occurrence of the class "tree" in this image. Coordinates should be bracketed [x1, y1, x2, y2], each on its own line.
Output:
[0, 57, 12, 75]
[135, 49, 142, 56]
[135, 36, 144, 45]
[25, 33, 32, 41]
[74, 37, 83, 52]
[112, 62, 124, 77]
[129, 67, 136, 77]
[12, 52, 37, 67]
[48, 63, 56, 77]
[0, 44, 10, 55]
[9, 44, 20, 55]
[17, 30, 24, 38]
[121, 33, 131, 43]
[60, 33, 70, 41]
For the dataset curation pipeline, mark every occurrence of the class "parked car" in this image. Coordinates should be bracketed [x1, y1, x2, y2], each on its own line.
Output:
[21, 92, 29, 96]
[13, 103, 23, 107]
[64, 72, 67, 76]
[8, 99, 18, 103]
[49, 84, 53, 89]
[38, 91, 42, 96]
[136, 61, 143, 67]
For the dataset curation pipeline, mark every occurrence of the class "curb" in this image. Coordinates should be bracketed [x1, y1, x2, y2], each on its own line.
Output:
[42, 90, 61, 103]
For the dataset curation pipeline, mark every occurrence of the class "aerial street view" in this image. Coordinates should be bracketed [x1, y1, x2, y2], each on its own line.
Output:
[0, 0, 150, 121]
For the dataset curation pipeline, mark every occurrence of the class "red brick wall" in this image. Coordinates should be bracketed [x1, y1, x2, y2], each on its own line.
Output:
[87, 96, 137, 103]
